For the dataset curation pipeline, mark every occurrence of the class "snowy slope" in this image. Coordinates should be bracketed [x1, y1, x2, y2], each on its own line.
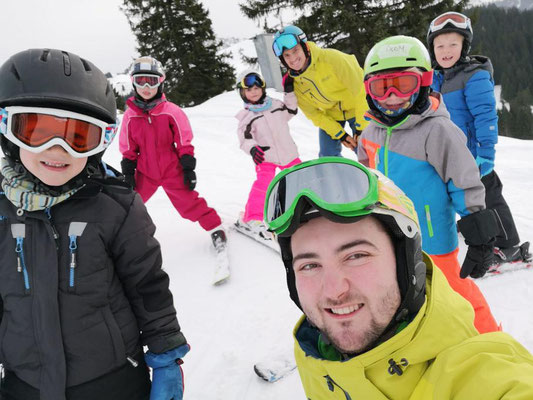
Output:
[99, 88, 533, 399]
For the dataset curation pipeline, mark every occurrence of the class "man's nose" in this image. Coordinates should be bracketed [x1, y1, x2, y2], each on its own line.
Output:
[322, 266, 349, 300]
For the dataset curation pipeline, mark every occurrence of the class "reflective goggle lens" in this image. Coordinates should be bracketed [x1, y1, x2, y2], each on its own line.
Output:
[242, 74, 265, 89]
[11, 113, 102, 153]
[265, 161, 377, 231]
[368, 73, 420, 99]
[272, 34, 299, 57]
[133, 74, 161, 89]
[430, 12, 470, 31]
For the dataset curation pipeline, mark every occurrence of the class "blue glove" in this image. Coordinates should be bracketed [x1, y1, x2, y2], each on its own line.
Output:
[145, 344, 190, 400]
[476, 156, 494, 177]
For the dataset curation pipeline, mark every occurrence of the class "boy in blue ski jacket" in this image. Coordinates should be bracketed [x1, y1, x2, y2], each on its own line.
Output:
[427, 11, 531, 265]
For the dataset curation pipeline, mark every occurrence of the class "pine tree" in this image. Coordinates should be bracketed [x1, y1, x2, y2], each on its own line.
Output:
[240, 0, 468, 64]
[122, 0, 235, 106]
[470, 6, 533, 139]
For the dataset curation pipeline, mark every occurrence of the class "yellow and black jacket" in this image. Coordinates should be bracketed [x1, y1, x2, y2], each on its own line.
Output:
[291, 42, 369, 139]
[294, 255, 533, 399]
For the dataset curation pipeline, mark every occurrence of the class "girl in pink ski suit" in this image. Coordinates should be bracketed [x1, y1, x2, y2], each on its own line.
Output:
[235, 70, 301, 225]
[119, 56, 225, 247]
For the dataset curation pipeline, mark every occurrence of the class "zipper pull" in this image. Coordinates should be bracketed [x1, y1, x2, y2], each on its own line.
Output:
[15, 237, 23, 272]
[16, 254, 22, 273]
[127, 356, 139, 367]
[70, 251, 77, 270]
[148, 115, 152, 124]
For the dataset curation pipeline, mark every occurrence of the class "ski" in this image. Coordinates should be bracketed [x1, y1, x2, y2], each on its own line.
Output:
[212, 236, 230, 285]
[232, 221, 280, 253]
[477, 261, 532, 279]
[254, 358, 297, 382]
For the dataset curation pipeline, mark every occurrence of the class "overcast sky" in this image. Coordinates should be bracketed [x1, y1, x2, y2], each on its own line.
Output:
[1, 0, 264, 75]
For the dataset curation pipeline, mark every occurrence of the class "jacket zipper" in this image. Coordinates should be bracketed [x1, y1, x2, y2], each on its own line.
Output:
[425, 205, 434, 237]
[67, 222, 87, 292]
[324, 375, 352, 400]
[11, 224, 31, 293]
[384, 127, 392, 177]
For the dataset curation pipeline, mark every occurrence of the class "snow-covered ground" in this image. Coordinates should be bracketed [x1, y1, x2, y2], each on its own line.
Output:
[100, 87, 533, 399]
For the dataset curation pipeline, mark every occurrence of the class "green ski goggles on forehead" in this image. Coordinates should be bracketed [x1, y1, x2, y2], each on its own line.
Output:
[264, 158, 380, 236]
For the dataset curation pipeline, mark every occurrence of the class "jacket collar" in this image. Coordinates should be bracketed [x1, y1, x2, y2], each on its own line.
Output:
[126, 94, 167, 114]
[365, 92, 448, 131]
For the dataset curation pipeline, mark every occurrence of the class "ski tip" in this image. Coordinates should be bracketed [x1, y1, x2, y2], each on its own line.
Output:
[212, 274, 230, 286]
[253, 365, 275, 382]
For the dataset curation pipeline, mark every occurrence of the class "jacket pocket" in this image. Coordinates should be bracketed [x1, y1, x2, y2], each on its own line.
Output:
[102, 306, 127, 365]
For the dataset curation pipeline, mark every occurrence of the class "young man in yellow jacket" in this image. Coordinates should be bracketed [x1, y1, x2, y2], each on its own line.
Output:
[264, 158, 533, 399]
[272, 26, 369, 157]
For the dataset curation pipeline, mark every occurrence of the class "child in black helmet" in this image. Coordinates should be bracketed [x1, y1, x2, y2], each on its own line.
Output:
[427, 11, 531, 266]
[0, 49, 188, 400]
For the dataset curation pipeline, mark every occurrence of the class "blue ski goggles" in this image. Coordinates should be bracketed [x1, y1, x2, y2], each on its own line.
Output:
[240, 73, 265, 89]
[272, 34, 301, 57]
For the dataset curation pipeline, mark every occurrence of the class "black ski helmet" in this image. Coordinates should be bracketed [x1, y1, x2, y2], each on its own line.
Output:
[0, 48, 117, 163]
[236, 69, 266, 104]
[427, 12, 473, 63]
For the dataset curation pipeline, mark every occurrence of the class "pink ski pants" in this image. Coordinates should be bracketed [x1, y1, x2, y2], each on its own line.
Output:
[136, 170, 222, 231]
[243, 158, 302, 223]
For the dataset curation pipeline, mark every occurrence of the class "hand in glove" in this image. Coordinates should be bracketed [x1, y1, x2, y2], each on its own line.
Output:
[250, 146, 270, 165]
[339, 131, 357, 150]
[145, 344, 190, 400]
[120, 158, 137, 189]
[282, 73, 294, 93]
[476, 156, 494, 178]
[461, 244, 495, 278]
[179, 154, 197, 190]
[457, 209, 501, 279]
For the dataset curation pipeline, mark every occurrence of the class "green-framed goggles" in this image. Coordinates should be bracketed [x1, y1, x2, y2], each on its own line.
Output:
[264, 158, 380, 236]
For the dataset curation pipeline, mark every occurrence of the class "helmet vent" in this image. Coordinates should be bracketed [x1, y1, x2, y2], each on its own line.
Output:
[406, 57, 417, 61]
[370, 62, 379, 67]
[40, 50, 50, 62]
[62, 52, 71, 76]
[80, 58, 92, 72]
[10, 64, 21, 81]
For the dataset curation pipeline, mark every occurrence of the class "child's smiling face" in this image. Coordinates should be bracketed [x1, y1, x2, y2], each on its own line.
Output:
[20, 146, 87, 187]
[433, 32, 464, 69]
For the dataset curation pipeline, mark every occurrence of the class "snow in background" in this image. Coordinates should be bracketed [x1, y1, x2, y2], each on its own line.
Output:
[103, 75, 533, 398]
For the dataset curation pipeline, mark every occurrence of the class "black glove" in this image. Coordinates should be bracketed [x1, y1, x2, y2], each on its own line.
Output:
[120, 158, 137, 189]
[461, 244, 495, 279]
[250, 146, 270, 165]
[282, 73, 294, 93]
[457, 209, 501, 279]
[180, 154, 197, 190]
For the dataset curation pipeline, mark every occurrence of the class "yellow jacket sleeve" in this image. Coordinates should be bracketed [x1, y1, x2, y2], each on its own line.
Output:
[293, 42, 369, 139]
[326, 48, 369, 131]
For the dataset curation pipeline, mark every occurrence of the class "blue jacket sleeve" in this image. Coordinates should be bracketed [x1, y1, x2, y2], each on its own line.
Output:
[464, 70, 498, 160]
